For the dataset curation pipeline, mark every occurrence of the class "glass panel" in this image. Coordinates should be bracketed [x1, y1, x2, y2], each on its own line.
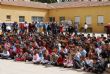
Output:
[19, 16, 25, 22]
[98, 16, 104, 24]
[32, 16, 43, 22]
[74, 16, 80, 24]
[49, 17, 55, 22]
[60, 16, 65, 21]
[86, 16, 92, 25]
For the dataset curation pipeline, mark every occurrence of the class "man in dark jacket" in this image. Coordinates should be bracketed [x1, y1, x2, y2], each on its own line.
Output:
[12, 22, 18, 33]
[1, 22, 7, 32]
[68, 26, 74, 34]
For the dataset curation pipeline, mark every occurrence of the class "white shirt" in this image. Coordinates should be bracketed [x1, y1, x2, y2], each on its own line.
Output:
[85, 59, 93, 67]
[84, 24, 88, 29]
[95, 47, 102, 57]
[58, 43, 61, 51]
[25, 23, 29, 28]
[33, 54, 41, 62]
[6, 26, 11, 30]
[74, 52, 81, 61]
[2, 51, 10, 56]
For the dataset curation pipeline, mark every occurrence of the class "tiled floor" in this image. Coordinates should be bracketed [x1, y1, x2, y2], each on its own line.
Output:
[0, 59, 91, 74]
[0, 59, 109, 74]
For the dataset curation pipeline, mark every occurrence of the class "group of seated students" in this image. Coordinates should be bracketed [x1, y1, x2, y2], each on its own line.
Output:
[0, 22, 110, 74]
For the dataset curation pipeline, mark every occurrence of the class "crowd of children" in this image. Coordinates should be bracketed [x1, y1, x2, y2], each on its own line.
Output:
[0, 22, 110, 74]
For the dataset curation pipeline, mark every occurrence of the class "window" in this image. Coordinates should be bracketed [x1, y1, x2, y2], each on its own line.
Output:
[38, 17, 43, 22]
[60, 16, 65, 21]
[32, 16, 43, 22]
[6, 15, 11, 21]
[86, 16, 92, 25]
[98, 16, 104, 24]
[19, 16, 25, 22]
[49, 17, 55, 22]
[32, 16, 37, 22]
[74, 16, 80, 24]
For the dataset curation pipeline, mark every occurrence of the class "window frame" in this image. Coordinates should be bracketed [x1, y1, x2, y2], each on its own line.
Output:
[19, 16, 25, 22]
[85, 16, 92, 25]
[49, 17, 55, 22]
[31, 16, 44, 22]
[6, 15, 11, 21]
[60, 16, 65, 22]
[97, 15, 104, 25]
[74, 16, 80, 24]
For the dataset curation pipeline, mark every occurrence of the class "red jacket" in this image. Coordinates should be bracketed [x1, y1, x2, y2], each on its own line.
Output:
[57, 56, 63, 64]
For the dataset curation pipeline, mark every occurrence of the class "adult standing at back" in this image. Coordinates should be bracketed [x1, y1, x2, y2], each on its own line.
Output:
[1, 22, 7, 32]
[84, 23, 88, 33]
[59, 24, 64, 34]
[24, 21, 29, 33]
[19, 22, 25, 34]
[47, 23, 51, 35]
[13, 22, 18, 33]
[74, 23, 78, 35]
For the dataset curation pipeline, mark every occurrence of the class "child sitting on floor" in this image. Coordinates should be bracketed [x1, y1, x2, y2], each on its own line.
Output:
[56, 54, 64, 66]
[63, 55, 73, 68]
[15, 50, 27, 61]
[0, 48, 10, 59]
[42, 50, 50, 65]
[32, 50, 41, 64]
[83, 57, 93, 72]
